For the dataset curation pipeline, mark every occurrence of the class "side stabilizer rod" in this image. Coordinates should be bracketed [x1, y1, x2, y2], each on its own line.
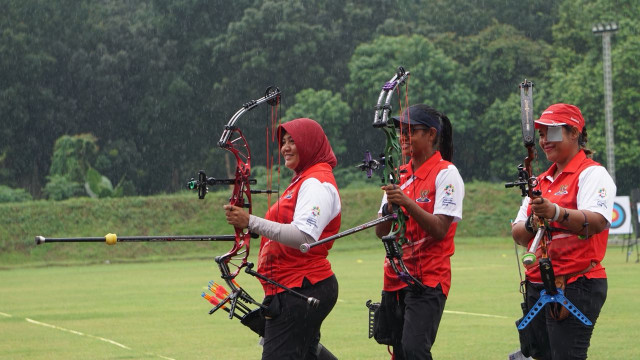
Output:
[35, 234, 235, 245]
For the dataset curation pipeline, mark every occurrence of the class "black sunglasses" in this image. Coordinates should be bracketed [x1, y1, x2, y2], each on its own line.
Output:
[396, 126, 430, 136]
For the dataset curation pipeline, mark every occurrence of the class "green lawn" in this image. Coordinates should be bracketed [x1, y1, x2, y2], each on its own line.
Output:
[1, 238, 637, 359]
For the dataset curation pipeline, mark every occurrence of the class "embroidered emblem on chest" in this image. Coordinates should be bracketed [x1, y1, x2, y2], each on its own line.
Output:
[284, 190, 294, 199]
[415, 190, 431, 203]
[554, 185, 569, 196]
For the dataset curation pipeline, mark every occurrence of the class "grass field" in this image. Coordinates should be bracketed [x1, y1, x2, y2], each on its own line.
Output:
[1, 237, 638, 359]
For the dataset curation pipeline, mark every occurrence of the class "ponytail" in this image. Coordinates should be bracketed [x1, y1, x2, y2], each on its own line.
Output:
[437, 113, 453, 161]
[579, 126, 594, 158]
[407, 104, 455, 161]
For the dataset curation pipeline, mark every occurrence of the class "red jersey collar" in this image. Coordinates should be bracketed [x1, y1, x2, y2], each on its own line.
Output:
[540, 150, 587, 178]
[406, 151, 443, 180]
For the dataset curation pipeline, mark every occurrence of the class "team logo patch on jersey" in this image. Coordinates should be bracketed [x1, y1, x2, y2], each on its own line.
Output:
[444, 184, 455, 196]
[305, 206, 321, 228]
[311, 206, 321, 217]
[415, 190, 431, 203]
[597, 188, 608, 208]
[284, 190, 294, 199]
[554, 185, 569, 196]
[598, 188, 607, 198]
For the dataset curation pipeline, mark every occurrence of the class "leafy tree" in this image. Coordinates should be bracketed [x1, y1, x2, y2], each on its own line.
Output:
[378, 0, 559, 42]
[548, 0, 640, 194]
[1, 0, 637, 195]
[284, 89, 350, 157]
[346, 35, 477, 177]
[455, 23, 553, 108]
[45, 133, 124, 199]
[0, 0, 94, 194]
[48, 134, 99, 183]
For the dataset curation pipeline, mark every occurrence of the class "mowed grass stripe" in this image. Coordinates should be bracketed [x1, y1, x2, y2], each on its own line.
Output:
[0, 242, 637, 359]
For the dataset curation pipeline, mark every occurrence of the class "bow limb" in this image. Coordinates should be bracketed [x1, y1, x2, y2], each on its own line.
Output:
[216, 87, 281, 281]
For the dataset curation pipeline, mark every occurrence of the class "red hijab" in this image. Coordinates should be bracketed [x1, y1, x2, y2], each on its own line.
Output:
[278, 118, 337, 175]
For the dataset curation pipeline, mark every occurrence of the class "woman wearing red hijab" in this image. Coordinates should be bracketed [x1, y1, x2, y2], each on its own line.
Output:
[512, 103, 616, 359]
[225, 118, 341, 360]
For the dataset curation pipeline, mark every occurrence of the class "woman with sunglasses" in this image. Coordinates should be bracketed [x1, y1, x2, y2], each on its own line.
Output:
[224, 118, 341, 360]
[375, 104, 465, 359]
[511, 103, 616, 359]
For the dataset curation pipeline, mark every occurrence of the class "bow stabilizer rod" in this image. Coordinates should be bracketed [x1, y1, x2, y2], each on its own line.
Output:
[35, 234, 235, 245]
[300, 214, 397, 253]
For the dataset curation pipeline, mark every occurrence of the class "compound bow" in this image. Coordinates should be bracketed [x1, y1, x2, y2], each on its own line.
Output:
[303, 67, 425, 290]
[189, 87, 319, 320]
[368, 66, 426, 291]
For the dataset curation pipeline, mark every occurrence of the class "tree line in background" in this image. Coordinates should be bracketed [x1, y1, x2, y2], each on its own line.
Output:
[1, 0, 638, 202]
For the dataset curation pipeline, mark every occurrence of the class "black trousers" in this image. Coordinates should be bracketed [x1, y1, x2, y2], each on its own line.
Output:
[388, 285, 447, 360]
[261, 275, 338, 360]
[525, 277, 607, 360]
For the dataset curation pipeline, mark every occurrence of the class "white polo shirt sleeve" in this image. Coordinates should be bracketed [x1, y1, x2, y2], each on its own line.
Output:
[434, 165, 464, 222]
[577, 166, 617, 226]
[514, 197, 531, 224]
[291, 178, 341, 241]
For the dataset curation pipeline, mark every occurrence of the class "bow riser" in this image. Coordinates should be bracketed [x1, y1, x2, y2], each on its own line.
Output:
[216, 127, 253, 278]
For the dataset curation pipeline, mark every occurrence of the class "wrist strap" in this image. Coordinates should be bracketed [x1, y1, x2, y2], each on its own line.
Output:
[552, 203, 560, 222]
